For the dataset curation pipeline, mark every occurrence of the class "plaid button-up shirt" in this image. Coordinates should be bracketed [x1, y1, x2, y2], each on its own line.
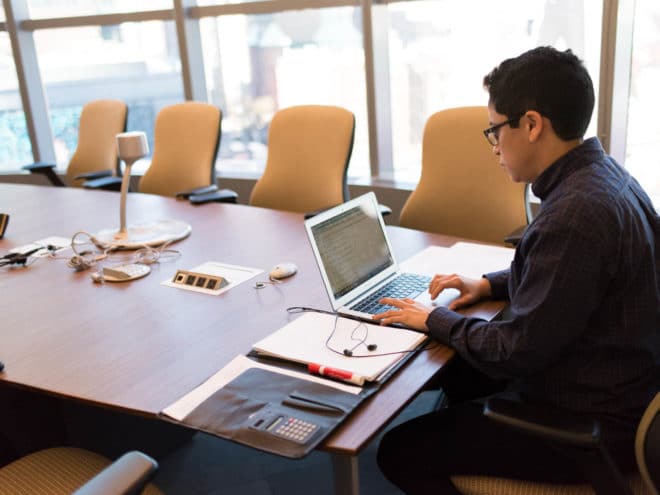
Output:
[428, 138, 659, 429]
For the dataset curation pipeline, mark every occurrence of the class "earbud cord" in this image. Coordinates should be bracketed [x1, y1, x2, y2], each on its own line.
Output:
[286, 306, 437, 358]
[325, 314, 371, 357]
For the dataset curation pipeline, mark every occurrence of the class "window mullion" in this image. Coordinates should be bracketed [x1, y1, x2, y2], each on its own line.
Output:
[174, 0, 207, 102]
[610, 0, 635, 163]
[598, 0, 635, 161]
[362, 0, 393, 178]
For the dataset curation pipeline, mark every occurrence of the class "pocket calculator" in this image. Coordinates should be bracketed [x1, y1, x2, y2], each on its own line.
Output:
[247, 407, 322, 445]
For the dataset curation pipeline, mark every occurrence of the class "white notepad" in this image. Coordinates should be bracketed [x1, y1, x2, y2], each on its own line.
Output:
[252, 312, 428, 383]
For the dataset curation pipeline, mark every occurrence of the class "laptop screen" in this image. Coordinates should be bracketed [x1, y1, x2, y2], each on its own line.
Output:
[309, 196, 394, 299]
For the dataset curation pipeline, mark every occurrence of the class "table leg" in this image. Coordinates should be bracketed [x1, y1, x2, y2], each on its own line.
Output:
[331, 453, 360, 495]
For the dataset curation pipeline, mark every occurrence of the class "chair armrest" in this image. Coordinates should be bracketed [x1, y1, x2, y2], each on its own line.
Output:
[84, 176, 123, 192]
[175, 184, 218, 200]
[23, 161, 56, 172]
[22, 162, 65, 187]
[74, 170, 114, 181]
[504, 225, 527, 246]
[304, 207, 328, 219]
[189, 188, 238, 204]
[484, 398, 600, 448]
[73, 451, 158, 495]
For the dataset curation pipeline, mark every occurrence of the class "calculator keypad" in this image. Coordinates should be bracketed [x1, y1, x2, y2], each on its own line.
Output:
[247, 407, 322, 445]
[271, 416, 319, 444]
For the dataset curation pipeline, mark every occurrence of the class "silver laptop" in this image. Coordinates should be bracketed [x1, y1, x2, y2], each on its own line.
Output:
[304, 192, 455, 321]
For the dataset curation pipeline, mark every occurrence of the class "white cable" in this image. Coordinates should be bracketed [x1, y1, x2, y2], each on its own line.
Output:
[67, 231, 116, 271]
[64, 232, 181, 272]
[133, 240, 180, 265]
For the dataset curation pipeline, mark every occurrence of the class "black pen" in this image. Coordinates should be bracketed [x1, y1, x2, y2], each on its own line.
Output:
[281, 394, 344, 415]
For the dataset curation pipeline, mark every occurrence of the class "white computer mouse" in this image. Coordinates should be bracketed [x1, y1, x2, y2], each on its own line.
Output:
[269, 262, 298, 280]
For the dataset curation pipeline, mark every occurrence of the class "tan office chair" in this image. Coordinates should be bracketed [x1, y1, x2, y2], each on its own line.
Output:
[249, 105, 355, 214]
[23, 99, 128, 188]
[86, 102, 237, 202]
[0, 447, 161, 495]
[399, 106, 528, 245]
[451, 392, 660, 495]
[139, 102, 224, 198]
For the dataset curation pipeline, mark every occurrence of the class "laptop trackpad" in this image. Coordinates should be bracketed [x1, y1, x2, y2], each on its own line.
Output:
[414, 288, 460, 308]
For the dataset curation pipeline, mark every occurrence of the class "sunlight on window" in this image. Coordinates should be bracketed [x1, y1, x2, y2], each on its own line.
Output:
[0, 32, 32, 169]
[199, 8, 370, 179]
[26, 0, 172, 19]
[33, 21, 183, 167]
[626, 0, 660, 204]
[386, 0, 602, 184]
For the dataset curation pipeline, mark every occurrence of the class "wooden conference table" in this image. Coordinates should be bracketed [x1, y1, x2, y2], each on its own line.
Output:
[0, 183, 503, 494]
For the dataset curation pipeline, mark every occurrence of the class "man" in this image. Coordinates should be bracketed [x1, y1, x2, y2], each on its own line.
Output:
[374, 46, 659, 494]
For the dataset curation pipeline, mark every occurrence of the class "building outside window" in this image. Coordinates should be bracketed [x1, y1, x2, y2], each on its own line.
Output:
[0, 6, 32, 169]
[0, 0, 658, 208]
[386, 0, 602, 183]
[199, 7, 369, 178]
[33, 20, 182, 170]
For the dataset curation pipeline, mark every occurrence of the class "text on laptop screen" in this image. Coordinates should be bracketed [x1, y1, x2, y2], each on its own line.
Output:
[310, 203, 394, 298]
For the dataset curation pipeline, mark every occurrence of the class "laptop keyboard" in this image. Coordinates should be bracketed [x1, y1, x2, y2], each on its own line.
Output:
[352, 273, 431, 314]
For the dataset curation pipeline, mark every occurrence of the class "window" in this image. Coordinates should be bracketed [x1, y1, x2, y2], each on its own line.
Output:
[0, 29, 32, 170]
[26, 0, 172, 19]
[385, 0, 602, 183]
[626, 0, 660, 203]
[199, 7, 370, 178]
[1, 1, 655, 192]
[33, 21, 183, 168]
[196, 0, 272, 5]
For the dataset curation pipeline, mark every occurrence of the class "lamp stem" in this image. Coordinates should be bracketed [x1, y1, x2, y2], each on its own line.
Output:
[116, 160, 134, 240]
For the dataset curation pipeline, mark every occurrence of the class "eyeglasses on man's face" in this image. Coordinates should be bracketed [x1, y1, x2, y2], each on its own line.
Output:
[483, 115, 522, 146]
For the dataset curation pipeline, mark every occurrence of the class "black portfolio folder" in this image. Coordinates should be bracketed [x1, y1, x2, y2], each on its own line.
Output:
[178, 367, 366, 458]
[160, 342, 425, 458]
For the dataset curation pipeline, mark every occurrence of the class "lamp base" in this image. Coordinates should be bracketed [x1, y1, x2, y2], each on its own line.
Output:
[96, 219, 192, 249]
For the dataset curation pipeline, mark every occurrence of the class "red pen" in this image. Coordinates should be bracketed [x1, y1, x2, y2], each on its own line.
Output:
[308, 363, 365, 386]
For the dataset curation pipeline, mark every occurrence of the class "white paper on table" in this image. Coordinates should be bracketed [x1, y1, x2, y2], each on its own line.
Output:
[161, 261, 262, 295]
[399, 242, 514, 308]
[162, 355, 361, 421]
[10, 236, 72, 258]
[252, 312, 427, 382]
[400, 242, 514, 279]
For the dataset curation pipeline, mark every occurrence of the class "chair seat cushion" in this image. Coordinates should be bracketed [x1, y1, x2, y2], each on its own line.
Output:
[451, 472, 650, 495]
[0, 447, 161, 495]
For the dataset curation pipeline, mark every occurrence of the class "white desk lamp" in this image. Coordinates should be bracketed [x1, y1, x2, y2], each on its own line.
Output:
[95, 131, 192, 249]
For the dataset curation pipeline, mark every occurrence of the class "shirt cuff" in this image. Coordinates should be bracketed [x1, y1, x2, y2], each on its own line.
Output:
[484, 269, 509, 300]
[426, 306, 464, 344]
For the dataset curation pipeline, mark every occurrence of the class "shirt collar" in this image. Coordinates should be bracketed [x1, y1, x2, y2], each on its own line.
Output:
[531, 137, 606, 200]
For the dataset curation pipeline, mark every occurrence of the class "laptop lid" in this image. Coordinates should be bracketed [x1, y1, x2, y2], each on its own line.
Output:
[304, 192, 399, 312]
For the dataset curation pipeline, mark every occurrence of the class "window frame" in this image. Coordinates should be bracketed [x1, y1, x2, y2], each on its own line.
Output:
[0, 0, 643, 187]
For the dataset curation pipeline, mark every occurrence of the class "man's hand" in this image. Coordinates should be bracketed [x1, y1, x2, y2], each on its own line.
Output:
[429, 274, 492, 310]
[372, 298, 432, 331]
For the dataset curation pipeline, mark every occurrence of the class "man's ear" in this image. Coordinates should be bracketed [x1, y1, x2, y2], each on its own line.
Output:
[524, 110, 544, 142]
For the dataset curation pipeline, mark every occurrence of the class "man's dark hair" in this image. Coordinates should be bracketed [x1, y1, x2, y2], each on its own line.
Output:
[483, 46, 595, 140]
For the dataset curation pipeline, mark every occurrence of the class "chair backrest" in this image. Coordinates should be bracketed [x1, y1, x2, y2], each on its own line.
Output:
[66, 99, 128, 187]
[636, 391, 660, 495]
[399, 106, 528, 245]
[249, 105, 354, 214]
[138, 102, 222, 197]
